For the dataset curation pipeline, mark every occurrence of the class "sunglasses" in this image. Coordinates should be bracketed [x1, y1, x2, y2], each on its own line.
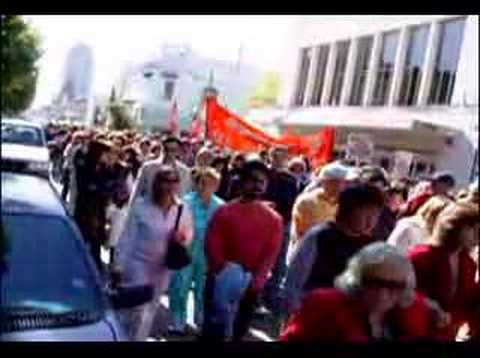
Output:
[158, 177, 181, 184]
[362, 277, 407, 291]
[164, 146, 179, 153]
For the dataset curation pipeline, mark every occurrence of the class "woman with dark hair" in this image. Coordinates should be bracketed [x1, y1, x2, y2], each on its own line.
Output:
[123, 145, 142, 179]
[284, 184, 385, 316]
[74, 139, 119, 271]
[408, 201, 479, 340]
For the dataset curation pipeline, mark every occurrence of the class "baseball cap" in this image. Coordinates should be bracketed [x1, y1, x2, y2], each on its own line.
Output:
[241, 156, 270, 177]
[431, 171, 456, 186]
[318, 162, 358, 181]
[469, 181, 478, 193]
[359, 165, 389, 186]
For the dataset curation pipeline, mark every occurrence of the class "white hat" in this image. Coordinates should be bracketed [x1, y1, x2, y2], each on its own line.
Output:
[318, 162, 358, 181]
[469, 181, 478, 193]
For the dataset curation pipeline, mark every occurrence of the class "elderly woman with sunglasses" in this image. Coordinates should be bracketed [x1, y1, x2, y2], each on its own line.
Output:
[115, 164, 193, 341]
[280, 243, 448, 342]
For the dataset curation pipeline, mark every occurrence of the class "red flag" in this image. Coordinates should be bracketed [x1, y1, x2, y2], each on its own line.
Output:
[205, 97, 335, 168]
[205, 97, 277, 151]
[310, 126, 336, 167]
[167, 99, 180, 135]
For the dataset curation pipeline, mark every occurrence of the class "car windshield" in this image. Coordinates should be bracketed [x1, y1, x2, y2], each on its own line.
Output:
[1, 213, 105, 318]
[1, 124, 44, 147]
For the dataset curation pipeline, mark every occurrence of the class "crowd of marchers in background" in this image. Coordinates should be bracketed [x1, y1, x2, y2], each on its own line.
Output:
[44, 121, 479, 342]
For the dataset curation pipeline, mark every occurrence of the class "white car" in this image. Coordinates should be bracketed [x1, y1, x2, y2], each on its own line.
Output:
[1, 118, 50, 178]
[1, 172, 152, 341]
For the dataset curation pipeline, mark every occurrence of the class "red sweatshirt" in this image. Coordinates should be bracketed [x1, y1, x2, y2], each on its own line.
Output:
[205, 199, 283, 293]
[280, 288, 433, 342]
[409, 244, 479, 340]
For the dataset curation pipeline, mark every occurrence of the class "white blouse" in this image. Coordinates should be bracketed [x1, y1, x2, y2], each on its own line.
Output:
[116, 198, 193, 289]
[387, 217, 429, 255]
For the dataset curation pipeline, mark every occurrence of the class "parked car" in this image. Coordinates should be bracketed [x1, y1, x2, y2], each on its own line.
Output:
[1, 118, 50, 178]
[1, 172, 151, 341]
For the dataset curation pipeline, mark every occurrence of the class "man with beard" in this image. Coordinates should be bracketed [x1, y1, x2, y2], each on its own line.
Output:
[202, 157, 283, 341]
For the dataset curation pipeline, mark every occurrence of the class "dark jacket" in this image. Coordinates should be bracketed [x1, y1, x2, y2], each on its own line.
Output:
[284, 222, 372, 314]
[223, 168, 243, 201]
[74, 153, 125, 247]
[372, 206, 398, 242]
[264, 168, 299, 224]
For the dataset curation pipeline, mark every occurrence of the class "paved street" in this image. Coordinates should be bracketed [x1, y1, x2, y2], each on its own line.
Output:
[148, 295, 278, 342]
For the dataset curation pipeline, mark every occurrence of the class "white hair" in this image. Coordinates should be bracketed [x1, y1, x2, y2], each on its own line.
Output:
[334, 242, 416, 307]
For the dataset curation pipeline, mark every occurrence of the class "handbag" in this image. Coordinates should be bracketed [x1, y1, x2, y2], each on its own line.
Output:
[165, 204, 192, 270]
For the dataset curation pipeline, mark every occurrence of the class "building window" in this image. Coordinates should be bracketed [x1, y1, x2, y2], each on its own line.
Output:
[372, 31, 399, 106]
[164, 80, 175, 101]
[329, 40, 350, 106]
[294, 47, 312, 106]
[349, 36, 373, 106]
[399, 24, 430, 106]
[310, 45, 330, 105]
[428, 17, 466, 105]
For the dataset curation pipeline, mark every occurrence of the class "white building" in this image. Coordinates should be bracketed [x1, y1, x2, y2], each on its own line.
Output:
[116, 44, 263, 132]
[273, 15, 478, 186]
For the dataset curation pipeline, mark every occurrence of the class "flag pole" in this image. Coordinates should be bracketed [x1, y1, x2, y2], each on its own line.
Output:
[202, 71, 218, 142]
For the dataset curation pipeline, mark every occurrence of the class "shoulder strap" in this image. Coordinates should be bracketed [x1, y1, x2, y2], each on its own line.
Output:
[174, 204, 184, 232]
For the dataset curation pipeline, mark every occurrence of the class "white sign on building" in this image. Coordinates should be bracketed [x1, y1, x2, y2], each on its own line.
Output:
[392, 151, 414, 178]
[346, 133, 374, 164]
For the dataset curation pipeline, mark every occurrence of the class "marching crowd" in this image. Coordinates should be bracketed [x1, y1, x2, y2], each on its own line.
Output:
[45, 122, 479, 342]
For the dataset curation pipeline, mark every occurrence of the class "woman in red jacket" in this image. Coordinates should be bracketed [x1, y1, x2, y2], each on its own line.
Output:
[408, 201, 479, 340]
[280, 243, 445, 342]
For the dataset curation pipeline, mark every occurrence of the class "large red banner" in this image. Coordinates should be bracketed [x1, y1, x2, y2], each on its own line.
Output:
[205, 97, 335, 167]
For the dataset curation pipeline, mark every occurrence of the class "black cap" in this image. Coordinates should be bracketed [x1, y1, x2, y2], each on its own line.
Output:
[359, 165, 388, 186]
[431, 171, 456, 187]
[162, 135, 182, 146]
[241, 157, 270, 178]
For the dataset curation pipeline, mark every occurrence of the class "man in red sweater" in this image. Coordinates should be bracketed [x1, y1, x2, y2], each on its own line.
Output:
[202, 157, 283, 341]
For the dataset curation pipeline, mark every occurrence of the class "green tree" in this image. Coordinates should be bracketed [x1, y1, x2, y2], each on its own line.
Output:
[248, 71, 282, 108]
[106, 88, 135, 131]
[1, 16, 42, 115]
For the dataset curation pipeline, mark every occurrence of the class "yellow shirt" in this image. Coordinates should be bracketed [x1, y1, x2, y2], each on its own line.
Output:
[291, 188, 338, 243]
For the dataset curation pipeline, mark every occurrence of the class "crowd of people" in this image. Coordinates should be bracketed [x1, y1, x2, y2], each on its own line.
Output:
[44, 121, 479, 342]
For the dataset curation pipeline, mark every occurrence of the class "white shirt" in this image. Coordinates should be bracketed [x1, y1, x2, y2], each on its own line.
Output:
[116, 197, 193, 289]
[106, 204, 129, 248]
[387, 216, 429, 255]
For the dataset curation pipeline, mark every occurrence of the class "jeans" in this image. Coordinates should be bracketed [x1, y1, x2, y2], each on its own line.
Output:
[263, 222, 291, 314]
[200, 264, 252, 341]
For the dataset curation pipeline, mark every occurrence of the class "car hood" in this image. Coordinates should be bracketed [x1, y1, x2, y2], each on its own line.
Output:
[1, 143, 49, 163]
[1, 312, 126, 342]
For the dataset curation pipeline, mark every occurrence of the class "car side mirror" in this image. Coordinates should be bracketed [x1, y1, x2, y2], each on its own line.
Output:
[108, 285, 154, 310]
